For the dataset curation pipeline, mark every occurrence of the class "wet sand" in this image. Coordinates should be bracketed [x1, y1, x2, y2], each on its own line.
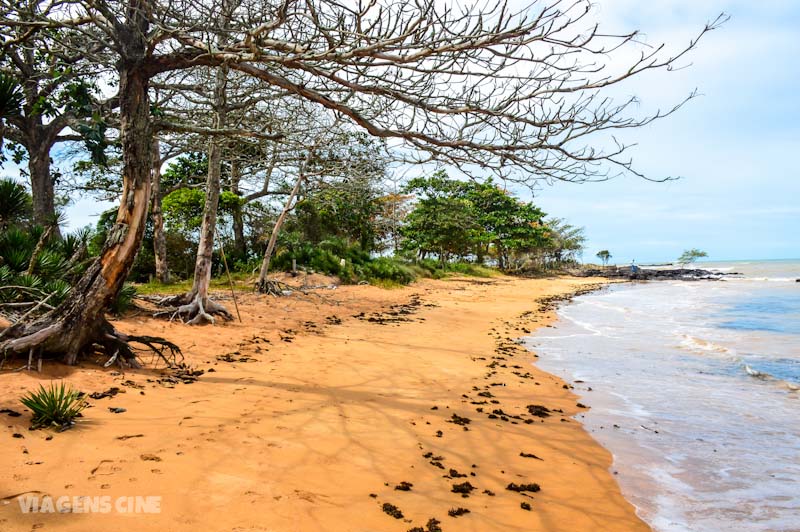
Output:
[0, 275, 648, 531]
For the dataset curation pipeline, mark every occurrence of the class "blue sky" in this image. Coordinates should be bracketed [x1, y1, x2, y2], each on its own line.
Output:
[513, 0, 800, 264]
[6, 1, 799, 264]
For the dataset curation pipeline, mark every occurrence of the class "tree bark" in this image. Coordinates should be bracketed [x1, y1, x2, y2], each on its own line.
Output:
[28, 147, 57, 230]
[158, 67, 233, 324]
[256, 175, 303, 292]
[151, 137, 170, 283]
[230, 159, 247, 259]
[0, 1, 157, 365]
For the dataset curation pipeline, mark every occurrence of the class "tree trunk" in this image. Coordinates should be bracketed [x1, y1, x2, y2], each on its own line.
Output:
[230, 159, 247, 259]
[256, 175, 303, 291]
[159, 67, 232, 324]
[28, 143, 60, 237]
[151, 137, 170, 283]
[1, 46, 155, 364]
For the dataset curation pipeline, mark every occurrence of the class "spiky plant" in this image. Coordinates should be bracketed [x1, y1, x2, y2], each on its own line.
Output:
[0, 179, 32, 229]
[20, 382, 86, 429]
[109, 283, 137, 315]
[0, 73, 22, 119]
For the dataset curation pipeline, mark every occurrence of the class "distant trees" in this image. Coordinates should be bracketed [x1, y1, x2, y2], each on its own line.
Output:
[400, 172, 558, 270]
[677, 248, 708, 268]
[596, 250, 612, 268]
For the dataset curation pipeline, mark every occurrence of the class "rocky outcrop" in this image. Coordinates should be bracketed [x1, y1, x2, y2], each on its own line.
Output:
[575, 266, 739, 281]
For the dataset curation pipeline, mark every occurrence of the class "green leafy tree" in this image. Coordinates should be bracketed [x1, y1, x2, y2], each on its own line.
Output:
[677, 248, 708, 268]
[401, 172, 550, 268]
[596, 250, 612, 267]
[542, 218, 586, 268]
[401, 195, 480, 264]
[457, 180, 548, 269]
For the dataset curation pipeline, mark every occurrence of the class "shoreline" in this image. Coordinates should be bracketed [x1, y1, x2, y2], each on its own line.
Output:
[529, 273, 800, 532]
[0, 275, 647, 531]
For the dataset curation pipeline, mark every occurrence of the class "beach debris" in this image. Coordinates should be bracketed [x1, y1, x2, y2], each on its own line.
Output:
[521, 502, 532, 511]
[140, 454, 161, 462]
[506, 482, 540, 493]
[12, 433, 24, 438]
[356, 295, 426, 325]
[381, 502, 404, 519]
[448, 507, 470, 517]
[576, 402, 588, 409]
[0, 408, 22, 417]
[426, 518, 443, 531]
[451, 481, 475, 496]
[108, 407, 126, 414]
[116, 434, 144, 440]
[483, 489, 496, 496]
[526, 405, 551, 418]
[407, 517, 443, 532]
[519, 452, 543, 460]
[216, 353, 256, 363]
[89, 387, 121, 400]
[394, 481, 413, 491]
[447, 468, 467, 478]
[447, 413, 471, 425]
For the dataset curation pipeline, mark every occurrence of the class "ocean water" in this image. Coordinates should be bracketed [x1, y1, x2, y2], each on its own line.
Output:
[527, 260, 800, 532]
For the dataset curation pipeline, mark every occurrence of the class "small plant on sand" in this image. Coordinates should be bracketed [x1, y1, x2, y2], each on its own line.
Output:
[20, 382, 86, 429]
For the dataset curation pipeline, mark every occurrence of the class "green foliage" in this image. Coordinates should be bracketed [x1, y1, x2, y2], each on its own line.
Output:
[161, 153, 209, 190]
[0, 73, 23, 119]
[362, 257, 416, 285]
[109, 284, 137, 315]
[162, 188, 242, 235]
[538, 218, 586, 268]
[0, 178, 32, 228]
[677, 248, 708, 266]
[0, 186, 90, 308]
[271, 237, 421, 285]
[596, 250, 612, 266]
[401, 171, 550, 268]
[20, 382, 86, 430]
[293, 176, 388, 252]
[76, 115, 111, 166]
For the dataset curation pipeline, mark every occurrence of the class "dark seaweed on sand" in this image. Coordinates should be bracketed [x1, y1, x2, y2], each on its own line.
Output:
[451, 481, 475, 496]
[448, 413, 471, 425]
[526, 404, 551, 417]
[507, 482, 540, 493]
[382, 502, 404, 519]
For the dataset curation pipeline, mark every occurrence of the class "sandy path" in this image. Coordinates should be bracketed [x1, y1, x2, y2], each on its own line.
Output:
[0, 276, 648, 531]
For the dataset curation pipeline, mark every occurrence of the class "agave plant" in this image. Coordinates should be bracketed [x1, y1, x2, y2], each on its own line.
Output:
[20, 382, 86, 430]
[0, 73, 22, 150]
[0, 179, 32, 229]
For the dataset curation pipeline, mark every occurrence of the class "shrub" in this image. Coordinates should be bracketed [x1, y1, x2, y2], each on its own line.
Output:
[363, 257, 416, 285]
[110, 283, 137, 315]
[20, 382, 86, 429]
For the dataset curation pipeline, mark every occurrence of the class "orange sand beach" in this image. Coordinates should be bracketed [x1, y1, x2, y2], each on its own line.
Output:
[0, 275, 648, 532]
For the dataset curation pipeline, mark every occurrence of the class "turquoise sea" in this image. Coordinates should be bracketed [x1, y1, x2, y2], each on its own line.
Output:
[527, 260, 800, 532]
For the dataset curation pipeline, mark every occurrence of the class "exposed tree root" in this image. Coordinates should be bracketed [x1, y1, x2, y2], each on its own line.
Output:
[154, 292, 233, 325]
[255, 278, 295, 296]
[0, 317, 182, 368]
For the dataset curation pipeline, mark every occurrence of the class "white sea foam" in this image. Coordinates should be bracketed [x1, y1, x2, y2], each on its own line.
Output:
[530, 275, 800, 532]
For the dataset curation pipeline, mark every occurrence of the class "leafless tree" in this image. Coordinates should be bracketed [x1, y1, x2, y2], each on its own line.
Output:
[0, 0, 723, 365]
